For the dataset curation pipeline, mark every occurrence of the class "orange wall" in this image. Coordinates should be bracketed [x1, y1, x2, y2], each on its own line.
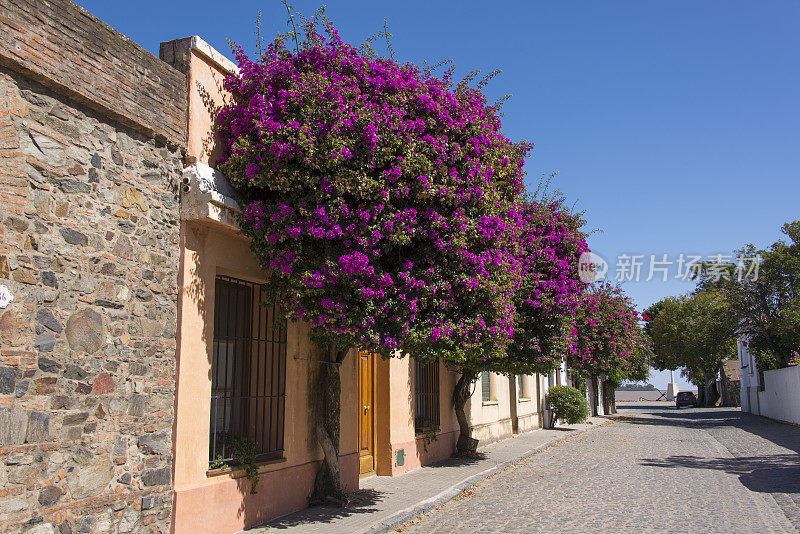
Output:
[186, 41, 232, 168]
[173, 222, 359, 532]
[376, 358, 460, 476]
[172, 38, 359, 533]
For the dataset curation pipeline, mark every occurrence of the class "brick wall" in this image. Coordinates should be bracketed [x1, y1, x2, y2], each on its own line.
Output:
[0, 1, 185, 532]
[0, 0, 187, 146]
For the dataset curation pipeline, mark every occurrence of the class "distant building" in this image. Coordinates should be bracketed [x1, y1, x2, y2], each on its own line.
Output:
[720, 359, 741, 407]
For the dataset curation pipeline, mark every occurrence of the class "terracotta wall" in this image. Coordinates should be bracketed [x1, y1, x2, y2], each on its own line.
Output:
[376, 358, 459, 476]
[159, 37, 232, 168]
[163, 36, 359, 532]
[172, 222, 358, 532]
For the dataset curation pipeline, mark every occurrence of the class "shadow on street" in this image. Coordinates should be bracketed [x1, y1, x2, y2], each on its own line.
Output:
[619, 404, 800, 454]
[260, 489, 386, 530]
[640, 454, 800, 493]
[618, 404, 800, 496]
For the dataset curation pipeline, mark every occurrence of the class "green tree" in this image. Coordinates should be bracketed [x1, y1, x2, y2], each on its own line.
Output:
[725, 221, 799, 369]
[648, 291, 738, 406]
[644, 297, 685, 374]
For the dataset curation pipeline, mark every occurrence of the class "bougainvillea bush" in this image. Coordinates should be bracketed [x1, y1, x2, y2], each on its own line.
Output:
[568, 283, 644, 377]
[218, 18, 530, 366]
[498, 197, 589, 375]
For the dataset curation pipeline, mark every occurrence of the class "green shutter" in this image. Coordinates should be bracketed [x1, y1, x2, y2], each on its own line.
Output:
[482, 371, 491, 402]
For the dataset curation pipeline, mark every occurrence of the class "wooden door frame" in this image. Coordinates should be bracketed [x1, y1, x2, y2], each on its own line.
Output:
[358, 350, 377, 477]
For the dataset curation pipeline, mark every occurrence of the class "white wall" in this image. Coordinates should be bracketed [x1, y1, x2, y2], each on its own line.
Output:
[740, 335, 800, 424]
[738, 338, 760, 415]
[758, 366, 800, 425]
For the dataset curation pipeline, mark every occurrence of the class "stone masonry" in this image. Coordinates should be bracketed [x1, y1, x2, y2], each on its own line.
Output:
[0, 0, 187, 146]
[0, 1, 187, 532]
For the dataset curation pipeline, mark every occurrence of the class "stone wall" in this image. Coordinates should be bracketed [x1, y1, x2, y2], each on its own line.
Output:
[0, 1, 185, 531]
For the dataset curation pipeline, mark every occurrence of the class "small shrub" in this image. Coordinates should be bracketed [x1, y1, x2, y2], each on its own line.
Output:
[208, 434, 261, 494]
[545, 385, 589, 425]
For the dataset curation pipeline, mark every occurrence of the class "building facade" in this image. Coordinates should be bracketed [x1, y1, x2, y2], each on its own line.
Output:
[738, 337, 760, 414]
[163, 36, 547, 530]
[738, 337, 800, 425]
[0, 3, 548, 532]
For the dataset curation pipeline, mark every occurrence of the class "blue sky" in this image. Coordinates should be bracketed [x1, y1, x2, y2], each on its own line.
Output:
[76, 1, 799, 389]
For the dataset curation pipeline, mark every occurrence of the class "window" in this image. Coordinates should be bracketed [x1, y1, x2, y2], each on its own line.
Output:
[517, 375, 528, 399]
[481, 371, 492, 402]
[210, 275, 287, 466]
[414, 359, 440, 432]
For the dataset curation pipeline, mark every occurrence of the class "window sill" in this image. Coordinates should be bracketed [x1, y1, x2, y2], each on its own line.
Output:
[518, 397, 532, 403]
[206, 456, 287, 478]
[482, 400, 499, 407]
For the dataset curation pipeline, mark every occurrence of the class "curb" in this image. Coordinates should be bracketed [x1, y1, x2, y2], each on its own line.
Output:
[367, 416, 618, 533]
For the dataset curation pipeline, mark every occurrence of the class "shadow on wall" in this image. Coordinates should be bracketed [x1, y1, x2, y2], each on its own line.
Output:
[183, 222, 212, 384]
[195, 76, 227, 168]
[407, 358, 414, 441]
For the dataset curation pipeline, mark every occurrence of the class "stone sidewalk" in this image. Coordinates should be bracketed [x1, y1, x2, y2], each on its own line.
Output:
[248, 416, 612, 533]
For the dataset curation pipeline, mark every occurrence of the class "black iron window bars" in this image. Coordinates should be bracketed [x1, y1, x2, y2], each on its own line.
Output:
[414, 358, 440, 432]
[209, 275, 287, 466]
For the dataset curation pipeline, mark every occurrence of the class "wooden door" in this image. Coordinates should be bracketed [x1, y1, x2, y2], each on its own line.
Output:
[358, 350, 375, 475]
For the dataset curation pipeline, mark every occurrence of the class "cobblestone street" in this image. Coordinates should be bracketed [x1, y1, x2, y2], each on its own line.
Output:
[401, 404, 800, 533]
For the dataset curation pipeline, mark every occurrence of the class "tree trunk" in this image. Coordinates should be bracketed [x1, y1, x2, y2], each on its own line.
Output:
[718, 362, 730, 407]
[453, 369, 478, 453]
[602, 379, 617, 415]
[589, 375, 599, 416]
[697, 383, 706, 406]
[312, 347, 348, 502]
[703, 370, 719, 407]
